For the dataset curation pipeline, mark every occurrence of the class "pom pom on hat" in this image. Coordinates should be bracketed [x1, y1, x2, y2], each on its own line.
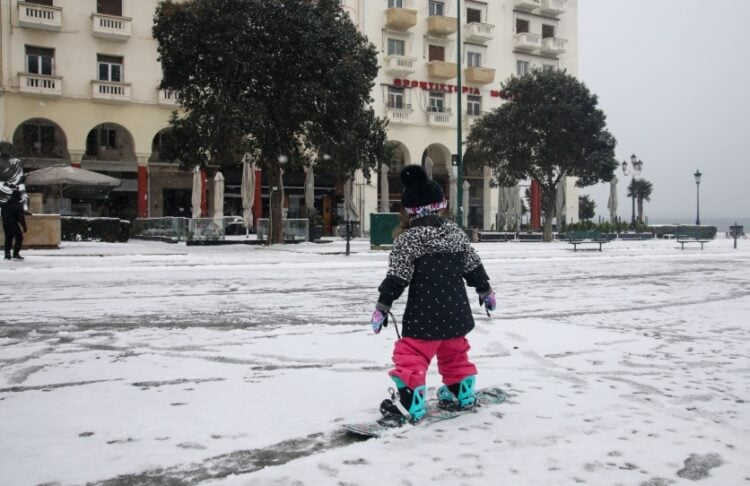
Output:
[400, 164, 445, 211]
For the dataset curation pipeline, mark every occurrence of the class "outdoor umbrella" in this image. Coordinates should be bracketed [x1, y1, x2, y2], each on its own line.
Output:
[449, 173, 457, 218]
[462, 180, 470, 228]
[241, 158, 255, 234]
[511, 185, 522, 231]
[304, 165, 314, 211]
[191, 166, 202, 219]
[25, 165, 120, 212]
[343, 177, 359, 222]
[424, 156, 434, 180]
[212, 172, 224, 219]
[379, 163, 389, 213]
[497, 186, 510, 231]
[607, 175, 618, 223]
[556, 178, 566, 227]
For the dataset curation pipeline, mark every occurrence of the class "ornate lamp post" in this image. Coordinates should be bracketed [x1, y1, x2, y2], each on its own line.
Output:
[694, 169, 702, 225]
[621, 154, 643, 228]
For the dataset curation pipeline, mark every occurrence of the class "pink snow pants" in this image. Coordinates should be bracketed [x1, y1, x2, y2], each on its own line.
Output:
[389, 336, 477, 390]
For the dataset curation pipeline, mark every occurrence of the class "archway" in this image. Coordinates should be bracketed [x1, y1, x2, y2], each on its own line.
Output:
[381, 141, 411, 212]
[422, 143, 451, 206]
[11, 118, 69, 168]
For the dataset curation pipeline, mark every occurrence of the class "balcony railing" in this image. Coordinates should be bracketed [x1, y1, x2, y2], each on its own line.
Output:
[513, 0, 541, 11]
[541, 37, 567, 55]
[426, 15, 457, 36]
[91, 13, 132, 41]
[19, 73, 62, 97]
[384, 7, 417, 30]
[383, 55, 418, 76]
[385, 103, 413, 123]
[158, 88, 180, 106]
[427, 109, 453, 127]
[464, 67, 495, 84]
[514, 32, 541, 51]
[18, 1, 61, 31]
[91, 80, 131, 102]
[463, 22, 494, 43]
[426, 60, 457, 80]
[540, 0, 567, 17]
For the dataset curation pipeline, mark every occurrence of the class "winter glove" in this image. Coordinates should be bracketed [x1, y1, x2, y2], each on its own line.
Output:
[371, 309, 388, 334]
[479, 290, 496, 312]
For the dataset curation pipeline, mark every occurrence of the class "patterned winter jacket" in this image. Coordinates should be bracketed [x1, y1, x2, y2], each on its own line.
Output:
[377, 215, 491, 340]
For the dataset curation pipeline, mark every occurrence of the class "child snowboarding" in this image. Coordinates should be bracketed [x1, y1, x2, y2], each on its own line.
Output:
[370, 165, 496, 425]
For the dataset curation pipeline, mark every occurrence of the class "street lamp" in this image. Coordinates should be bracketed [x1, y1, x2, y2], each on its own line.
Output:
[622, 154, 643, 227]
[694, 169, 702, 225]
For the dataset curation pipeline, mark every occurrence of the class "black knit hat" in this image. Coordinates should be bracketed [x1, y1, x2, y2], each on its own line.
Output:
[400, 165, 444, 210]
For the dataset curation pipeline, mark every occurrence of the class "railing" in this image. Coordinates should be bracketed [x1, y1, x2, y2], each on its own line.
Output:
[514, 0, 541, 10]
[386, 103, 413, 122]
[383, 55, 418, 75]
[131, 217, 190, 242]
[91, 80, 131, 102]
[158, 88, 180, 106]
[541, 37, 567, 54]
[19, 73, 63, 96]
[18, 1, 62, 30]
[256, 218, 309, 242]
[427, 110, 453, 126]
[188, 218, 226, 241]
[540, 0, 567, 15]
[91, 13, 132, 41]
[514, 32, 541, 51]
[463, 22, 494, 42]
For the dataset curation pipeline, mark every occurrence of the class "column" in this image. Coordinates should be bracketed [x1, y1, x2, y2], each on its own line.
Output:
[136, 154, 149, 218]
[69, 150, 84, 168]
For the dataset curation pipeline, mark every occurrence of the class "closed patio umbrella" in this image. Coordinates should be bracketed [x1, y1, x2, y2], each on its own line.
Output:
[556, 178, 566, 227]
[241, 158, 255, 236]
[607, 175, 618, 223]
[212, 171, 224, 219]
[379, 163, 389, 212]
[191, 166, 202, 219]
[304, 165, 314, 211]
[462, 180, 470, 228]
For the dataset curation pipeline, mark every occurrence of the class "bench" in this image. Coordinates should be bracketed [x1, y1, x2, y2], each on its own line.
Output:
[566, 231, 610, 252]
[675, 233, 710, 250]
[479, 232, 514, 242]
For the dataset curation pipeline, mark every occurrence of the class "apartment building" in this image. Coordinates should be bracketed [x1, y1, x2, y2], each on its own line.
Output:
[0, 0, 579, 230]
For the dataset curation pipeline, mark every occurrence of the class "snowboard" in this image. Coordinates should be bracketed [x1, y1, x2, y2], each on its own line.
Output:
[342, 387, 506, 438]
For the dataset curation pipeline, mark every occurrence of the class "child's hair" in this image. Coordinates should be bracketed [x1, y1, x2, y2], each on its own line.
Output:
[392, 208, 448, 238]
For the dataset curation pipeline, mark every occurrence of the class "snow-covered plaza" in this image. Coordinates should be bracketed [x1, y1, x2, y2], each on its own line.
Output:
[1, 237, 748, 485]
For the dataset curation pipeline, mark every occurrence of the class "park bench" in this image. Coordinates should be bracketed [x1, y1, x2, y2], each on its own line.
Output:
[675, 232, 711, 250]
[566, 230, 610, 252]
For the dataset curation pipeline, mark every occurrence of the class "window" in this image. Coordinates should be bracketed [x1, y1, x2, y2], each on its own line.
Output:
[467, 95, 481, 116]
[542, 64, 556, 72]
[466, 51, 482, 68]
[97, 55, 123, 82]
[516, 18, 529, 33]
[387, 38, 405, 56]
[387, 87, 405, 109]
[22, 122, 56, 157]
[428, 45, 445, 62]
[429, 92, 445, 112]
[86, 128, 117, 156]
[542, 24, 555, 39]
[26, 46, 54, 76]
[429, 0, 445, 16]
[388, 0, 403, 7]
[466, 8, 482, 23]
[516, 60, 530, 75]
[97, 0, 122, 16]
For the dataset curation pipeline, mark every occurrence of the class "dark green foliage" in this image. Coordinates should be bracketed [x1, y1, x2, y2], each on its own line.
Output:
[62, 217, 130, 243]
[578, 194, 596, 221]
[650, 225, 716, 239]
[467, 69, 618, 241]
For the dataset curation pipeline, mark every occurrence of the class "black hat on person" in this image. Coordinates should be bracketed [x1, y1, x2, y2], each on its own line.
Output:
[400, 164, 445, 211]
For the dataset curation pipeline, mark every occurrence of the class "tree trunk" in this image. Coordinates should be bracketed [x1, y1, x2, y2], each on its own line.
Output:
[269, 162, 284, 244]
[637, 197, 644, 224]
[542, 189, 556, 242]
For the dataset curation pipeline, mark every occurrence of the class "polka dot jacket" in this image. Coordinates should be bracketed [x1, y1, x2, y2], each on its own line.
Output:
[377, 215, 491, 340]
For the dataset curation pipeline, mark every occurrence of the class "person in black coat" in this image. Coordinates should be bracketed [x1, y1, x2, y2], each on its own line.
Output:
[370, 165, 496, 424]
[2, 190, 27, 260]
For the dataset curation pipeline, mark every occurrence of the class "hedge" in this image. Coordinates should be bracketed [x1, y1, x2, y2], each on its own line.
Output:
[648, 225, 717, 239]
[61, 217, 130, 243]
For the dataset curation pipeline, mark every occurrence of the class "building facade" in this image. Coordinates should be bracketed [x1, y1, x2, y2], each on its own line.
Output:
[0, 0, 579, 231]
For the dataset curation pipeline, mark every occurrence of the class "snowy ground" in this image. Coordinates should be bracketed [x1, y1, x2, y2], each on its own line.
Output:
[1, 236, 749, 486]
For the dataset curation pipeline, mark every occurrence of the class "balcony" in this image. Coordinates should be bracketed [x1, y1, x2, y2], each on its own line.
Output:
[514, 32, 541, 52]
[541, 37, 567, 55]
[91, 13, 132, 41]
[464, 67, 495, 85]
[426, 15, 457, 36]
[540, 0, 567, 17]
[385, 104, 413, 124]
[91, 80, 131, 102]
[513, 0, 541, 11]
[384, 7, 417, 31]
[158, 88, 180, 107]
[463, 22, 494, 43]
[18, 1, 61, 31]
[426, 60, 457, 80]
[427, 109, 453, 128]
[19, 73, 62, 97]
[383, 55, 418, 76]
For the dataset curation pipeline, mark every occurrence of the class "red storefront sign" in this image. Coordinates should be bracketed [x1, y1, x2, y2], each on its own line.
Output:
[393, 78, 505, 98]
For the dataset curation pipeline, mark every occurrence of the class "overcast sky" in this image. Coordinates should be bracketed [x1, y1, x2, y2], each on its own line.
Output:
[578, 0, 750, 222]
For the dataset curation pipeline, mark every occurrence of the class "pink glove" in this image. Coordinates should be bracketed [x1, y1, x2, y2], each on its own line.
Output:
[371, 309, 388, 334]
